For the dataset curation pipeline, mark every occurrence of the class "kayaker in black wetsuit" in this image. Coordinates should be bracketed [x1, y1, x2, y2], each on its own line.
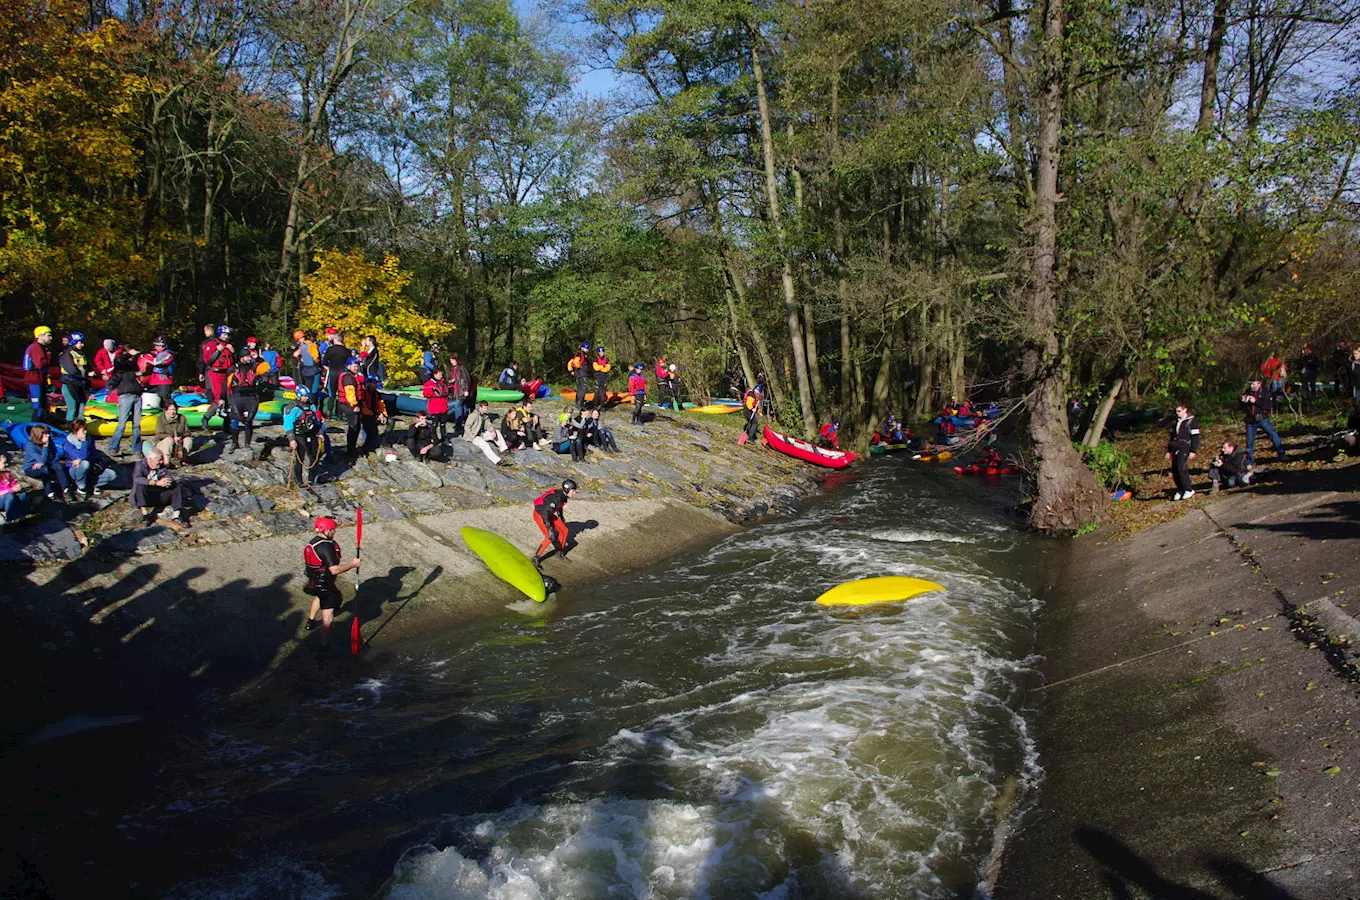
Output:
[302, 516, 361, 652]
[531, 479, 577, 565]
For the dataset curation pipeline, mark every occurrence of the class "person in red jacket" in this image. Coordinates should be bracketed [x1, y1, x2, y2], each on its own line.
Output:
[818, 420, 840, 449]
[422, 367, 451, 442]
[23, 326, 54, 420]
[628, 363, 647, 424]
[531, 479, 577, 565]
[94, 338, 118, 385]
[201, 325, 235, 429]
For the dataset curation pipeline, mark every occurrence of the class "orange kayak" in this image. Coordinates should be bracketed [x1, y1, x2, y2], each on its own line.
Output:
[560, 389, 633, 404]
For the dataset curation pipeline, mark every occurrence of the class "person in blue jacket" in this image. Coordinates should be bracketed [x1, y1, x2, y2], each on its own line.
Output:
[64, 419, 119, 498]
[23, 424, 74, 502]
[283, 386, 326, 486]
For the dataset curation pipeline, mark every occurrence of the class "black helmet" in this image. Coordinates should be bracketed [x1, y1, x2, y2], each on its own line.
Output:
[562, 479, 578, 492]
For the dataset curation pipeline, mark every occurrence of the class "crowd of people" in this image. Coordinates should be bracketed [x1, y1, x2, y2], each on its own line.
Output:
[1164, 344, 1360, 501]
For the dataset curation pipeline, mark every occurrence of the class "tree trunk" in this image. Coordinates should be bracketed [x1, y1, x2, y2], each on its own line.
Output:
[1024, 0, 1106, 533]
[725, 288, 758, 393]
[750, 37, 817, 437]
[722, 248, 785, 409]
[1081, 375, 1124, 447]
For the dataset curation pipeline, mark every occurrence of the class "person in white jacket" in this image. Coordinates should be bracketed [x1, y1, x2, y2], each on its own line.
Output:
[463, 400, 509, 465]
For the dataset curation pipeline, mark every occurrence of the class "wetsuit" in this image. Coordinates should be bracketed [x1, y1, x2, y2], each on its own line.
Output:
[303, 535, 343, 611]
[321, 344, 350, 418]
[592, 353, 612, 401]
[628, 372, 647, 423]
[23, 340, 51, 419]
[533, 488, 571, 560]
[229, 358, 267, 450]
[338, 371, 365, 456]
[283, 402, 325, 485]
[743, 389, 761, 442]
[1166, 414, 1200, 494]
[202, 339, 234, 424]
[568, 352, 590, 409]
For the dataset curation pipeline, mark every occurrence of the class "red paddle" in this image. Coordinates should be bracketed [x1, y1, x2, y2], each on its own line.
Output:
[351, 506, 363, 656]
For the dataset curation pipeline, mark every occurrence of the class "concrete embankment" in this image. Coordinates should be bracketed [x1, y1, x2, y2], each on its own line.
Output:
[0, 401, 817, 743]
[992, 472, 1360, 898]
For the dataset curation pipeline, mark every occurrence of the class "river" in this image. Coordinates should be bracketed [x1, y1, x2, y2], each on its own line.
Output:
[121, 457, 1048, 899]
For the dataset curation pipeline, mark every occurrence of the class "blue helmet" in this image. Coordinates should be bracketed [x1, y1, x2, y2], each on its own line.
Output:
[68, 331, 85, 344]
[217, 325, 232, 338]
[295, 385, 312, 400]
[346, 356, 361, 368]
[579, 342, 591, 351]
[365, 375, 380, 385]
[596, 344, 606, 353]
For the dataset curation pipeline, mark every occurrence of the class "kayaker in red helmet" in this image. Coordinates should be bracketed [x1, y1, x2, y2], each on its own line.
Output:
[302, 516, 361, 652]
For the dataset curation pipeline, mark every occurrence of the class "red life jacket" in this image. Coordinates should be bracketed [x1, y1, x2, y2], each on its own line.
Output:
[534, 488, 567, 518]
[655, 361, 667, 379]
[205, 339, 233, 373]
[303, 536, 339, 585]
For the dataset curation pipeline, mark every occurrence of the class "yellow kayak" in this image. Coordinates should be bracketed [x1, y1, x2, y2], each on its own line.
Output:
[815, 576, 945, 607]
[461, 526, 547, 602]
[689, 404, 743, 415]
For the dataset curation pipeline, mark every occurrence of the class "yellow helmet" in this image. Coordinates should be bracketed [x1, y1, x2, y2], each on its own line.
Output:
[33, 325, 52, 339]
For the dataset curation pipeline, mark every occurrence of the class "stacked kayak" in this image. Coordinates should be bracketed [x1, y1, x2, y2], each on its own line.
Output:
[762, 425, 856, 469]
[83, 400, 160, 437]
[953, 464, 1023, 476]
[559, 389, 632, 404]
[4, 420, 70, 452]
[689, 404, 742, 415]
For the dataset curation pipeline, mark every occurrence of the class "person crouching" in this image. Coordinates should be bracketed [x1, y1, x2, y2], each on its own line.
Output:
[1209, 440, 1251, 492]
[132, 448, 190, 529]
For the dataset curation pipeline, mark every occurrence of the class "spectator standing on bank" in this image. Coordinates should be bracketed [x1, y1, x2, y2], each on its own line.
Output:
[197, 324, 216, 385]
[321, 333, 351, 419]
[1299, 343, 1321, 401]
[422, 367, 451, 443]
[23, 326, 54, 421]
[59, 332, 94, 423]
[448, 353, 474, 433]
[94, 338, 118, 386]
[1241, 378, 1285, 470]
[106, 345, 145, 458]
[1260, 351, 1285, 396]
[1164, 401, 1200, 501]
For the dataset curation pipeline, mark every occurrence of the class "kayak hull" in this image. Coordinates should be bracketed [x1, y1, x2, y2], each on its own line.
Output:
[461, 526, 546, 602]
[816, 576, 945, 606]
[762, 425, 856, 469]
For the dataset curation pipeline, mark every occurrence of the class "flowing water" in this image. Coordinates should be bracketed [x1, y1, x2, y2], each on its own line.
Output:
[123, 458, 1049, 899]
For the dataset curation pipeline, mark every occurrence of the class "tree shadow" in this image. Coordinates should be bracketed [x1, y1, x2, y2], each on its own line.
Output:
[1075, 827, 1299, 900]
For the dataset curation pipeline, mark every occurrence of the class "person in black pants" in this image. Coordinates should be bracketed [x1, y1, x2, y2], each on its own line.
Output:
[406, 412, 446, 462]
[1164, 401, 1200, 501]
[1299, 343, 1321, 401]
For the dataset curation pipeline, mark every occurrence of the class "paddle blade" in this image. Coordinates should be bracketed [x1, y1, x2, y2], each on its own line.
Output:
[350, 617, 361, 655]
[736, 431, 748, 445]
[355, 506, 363, 548]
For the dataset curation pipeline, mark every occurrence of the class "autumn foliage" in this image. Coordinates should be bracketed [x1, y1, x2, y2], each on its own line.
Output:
[298, 250, 454, 383]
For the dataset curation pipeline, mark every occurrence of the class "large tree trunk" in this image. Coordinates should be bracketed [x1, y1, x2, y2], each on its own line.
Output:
[1024, 0, 1106, 533]
[1081, 374, 1124, 447]
[750, 38, 817, 437]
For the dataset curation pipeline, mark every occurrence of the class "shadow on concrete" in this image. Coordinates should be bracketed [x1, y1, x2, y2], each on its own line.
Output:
[1076, 827, 1299, 900]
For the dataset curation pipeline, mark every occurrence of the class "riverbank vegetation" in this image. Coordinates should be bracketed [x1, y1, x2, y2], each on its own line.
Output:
[3, 0, 1358, 531]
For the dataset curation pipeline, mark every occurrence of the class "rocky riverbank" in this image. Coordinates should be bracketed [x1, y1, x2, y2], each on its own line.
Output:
[0, 399, 817, 726]
[991, 463, 1359, 899]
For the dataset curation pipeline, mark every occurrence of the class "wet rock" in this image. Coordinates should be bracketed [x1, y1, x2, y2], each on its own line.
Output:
[236, 463, 289, 489]
[297, 485, 342, 504]
[635, 460, 684, 483]
[359, 495, 406, 521]
[438, 488, 494, 509]
[439, 465, 486, 493]
[392, 491, 450, 515]
[0, 519, 84, 562]
[481, 467, 522, 491]
[98, 526, 183, 555]
[206, 494, 276, 517]
[252, 510, 311, 536]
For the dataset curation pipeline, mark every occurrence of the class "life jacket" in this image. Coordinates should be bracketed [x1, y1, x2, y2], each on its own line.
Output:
[534, 488, 566, 518]
[205, 339, 233, 373]
[289, 404, 324, 438]
[231, 359, 268, 395]
[147, 350, 175, 385]
[628, 373, 647, 394]
[423, 379, 450, 415]
[656, 361, 667, 380]
[567, 353, 587, 375]
[298, 341, 320, 376]
[593, 355, 611, 374]
[339, 371, 366, 408]
[23, 342, 50, 384]
[359, 387, 386, 417]
[744, 389, 760, 412]
[303, 536, 339, 586]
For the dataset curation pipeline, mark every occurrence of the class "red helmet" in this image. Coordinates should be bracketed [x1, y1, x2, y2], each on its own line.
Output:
[314, 516, 338, 532]
[246, 336, 259, 345]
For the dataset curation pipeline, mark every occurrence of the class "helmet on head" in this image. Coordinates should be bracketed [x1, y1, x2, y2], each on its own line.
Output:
[579, 342, 591, 351]
[558, 412, 570, 423]
[295, 385, 312, 400]
[668, 363, 676, 372]
[596, 345, 606, 353]
[153, 336, 166, 348]
[217, 325, 231, 338]
[293, 330, 305, 342]
[326, 327, 338, 335]
[34, 326, 51, 339]
[562, 478, 578, 492]
[314, 516, 337, 532]
[69, 331, 85, 344]
[246, 336, 259, 346]
[346, 356, 361, 368]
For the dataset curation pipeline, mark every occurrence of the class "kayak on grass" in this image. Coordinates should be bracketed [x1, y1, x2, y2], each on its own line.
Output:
[559, 389, 632, 404]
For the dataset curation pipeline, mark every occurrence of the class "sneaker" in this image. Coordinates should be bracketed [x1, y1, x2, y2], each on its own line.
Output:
[530, 554, 541, 567]
[1172, 492, 1183, 501]
[304, 618, 319, 633]
[92, 486, 102, 497]
[142, 512, 156, 525]
[1182, 489, 1195, 500]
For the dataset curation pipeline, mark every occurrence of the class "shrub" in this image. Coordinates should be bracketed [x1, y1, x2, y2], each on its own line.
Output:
[1079, 439, 1132, 490]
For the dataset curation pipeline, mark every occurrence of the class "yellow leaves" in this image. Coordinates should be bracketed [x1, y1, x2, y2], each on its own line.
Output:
[299, 249, 454, 382]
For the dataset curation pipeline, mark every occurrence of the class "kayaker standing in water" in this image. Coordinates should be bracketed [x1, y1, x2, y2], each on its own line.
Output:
[531, 479, 577, 566]
[302, 516, 361, 653]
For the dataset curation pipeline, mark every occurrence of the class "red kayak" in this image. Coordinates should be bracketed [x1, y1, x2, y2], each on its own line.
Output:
[763, 425, 857, 469]
[953, 464, 1024, 476]
[1, 362, 105, 395]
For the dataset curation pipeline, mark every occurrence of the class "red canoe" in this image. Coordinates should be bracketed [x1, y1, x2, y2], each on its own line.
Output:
[953, 464, 1024, 476]
[763, 425, 857, 469]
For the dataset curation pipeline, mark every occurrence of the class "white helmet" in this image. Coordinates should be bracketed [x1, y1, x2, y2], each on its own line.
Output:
[668, 363, 677, 372]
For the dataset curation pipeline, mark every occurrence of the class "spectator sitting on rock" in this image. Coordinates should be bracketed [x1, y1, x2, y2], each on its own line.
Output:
[1209, 439, 1250, 493]
[132, 448, 190, 529]
[553, 412, 585, 462]
[65, 419, 118, 499]
[518, 400, 549, 450]
[24, 424, 74, 503]
[464, 399, 510, 466]
[0, 452, 29, 524]
[155, 400, 193, 466]
[406, 411, 445, 463]
[582, 407, 619, 454]
[501, 407, 528, 451]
